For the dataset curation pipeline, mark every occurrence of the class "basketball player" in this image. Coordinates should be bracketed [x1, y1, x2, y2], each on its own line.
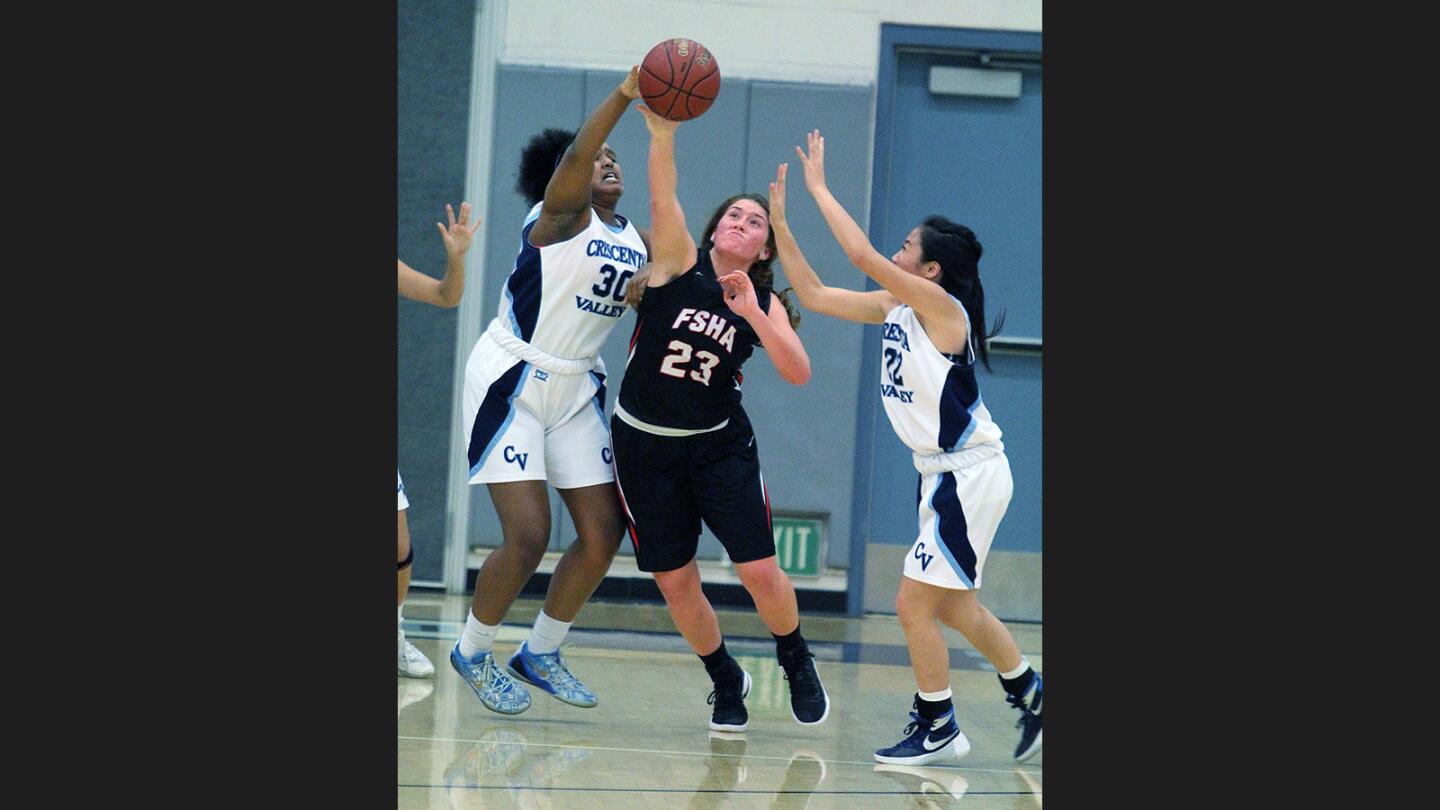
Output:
[608, 105, 829, 733]
[398, 201, 482, 678]
[451, 67, 650, 715]
[771, 132, 1041, 763]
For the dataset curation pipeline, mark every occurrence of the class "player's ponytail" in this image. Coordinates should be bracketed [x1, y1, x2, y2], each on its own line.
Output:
[918, 216, 1004, 371]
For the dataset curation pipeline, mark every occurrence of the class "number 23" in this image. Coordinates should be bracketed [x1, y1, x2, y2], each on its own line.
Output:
[659, 340, 720, 385]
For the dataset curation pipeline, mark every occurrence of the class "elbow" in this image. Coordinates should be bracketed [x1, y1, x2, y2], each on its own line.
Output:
[843, 247, 869, 269]
[783, 363, 812, 386]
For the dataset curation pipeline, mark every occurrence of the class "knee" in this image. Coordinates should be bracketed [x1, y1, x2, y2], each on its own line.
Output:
[506, 528, 551, 569]
[736, 558, 786, 595]
[946, 594, 984, 631]
[895, 589, 931, 628]
[573, 520, 623, 557]
[654, 568, 701, 607]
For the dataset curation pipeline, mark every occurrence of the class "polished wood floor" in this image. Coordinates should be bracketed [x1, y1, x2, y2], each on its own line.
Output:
[399, 594, 1042, 808]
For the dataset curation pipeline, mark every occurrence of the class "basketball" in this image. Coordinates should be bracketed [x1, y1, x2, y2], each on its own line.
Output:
[638, 38, 721, 122]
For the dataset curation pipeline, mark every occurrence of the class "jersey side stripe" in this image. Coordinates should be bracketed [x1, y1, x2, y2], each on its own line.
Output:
[929, 471, 977, 587]
[467, 361, 529, 475]
[503, 219, 544, 341]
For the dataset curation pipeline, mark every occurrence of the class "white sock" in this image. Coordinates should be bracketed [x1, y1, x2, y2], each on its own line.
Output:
[397, 605, 405, 639]
[458, 612, 500, 659]
[999, 657, 1033, 681]
[526, 611, 571, 655]
[918, 687, 953, 702]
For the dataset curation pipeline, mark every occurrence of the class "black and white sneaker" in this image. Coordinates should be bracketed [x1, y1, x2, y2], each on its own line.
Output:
[779, 646, 830, 725]
[874, 705, 972, 765]
[1005, 673, 1043, 762]
[707, 668, 752, 732]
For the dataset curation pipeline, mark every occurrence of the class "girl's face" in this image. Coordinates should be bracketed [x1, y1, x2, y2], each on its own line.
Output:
[891, 227, 932, 278]
[590, 143, 622, 198]
[711, 199, 771, 261]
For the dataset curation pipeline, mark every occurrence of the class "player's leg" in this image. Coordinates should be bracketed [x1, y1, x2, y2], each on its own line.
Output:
[611, 418, 750, 730]
[397, 472, 434, 678]
[503, 377, 625, 707]
[874, 577, 971, 764]
[504, 481, 624, 708]
[920, 454, 1039, 761]
[451, 347, 552, 715]
[698, 421, 828, 725]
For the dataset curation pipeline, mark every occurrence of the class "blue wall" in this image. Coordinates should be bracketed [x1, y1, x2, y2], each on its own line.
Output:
[397, 0, 476, 582]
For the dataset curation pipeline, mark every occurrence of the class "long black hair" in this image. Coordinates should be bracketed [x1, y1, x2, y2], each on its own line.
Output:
[917, 215, 1005, 371]
[514, 128, 575, 206]
[698, 193, 800, 329]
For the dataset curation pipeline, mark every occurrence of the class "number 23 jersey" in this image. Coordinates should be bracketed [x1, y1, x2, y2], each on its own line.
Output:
[617, 251, 772, 431]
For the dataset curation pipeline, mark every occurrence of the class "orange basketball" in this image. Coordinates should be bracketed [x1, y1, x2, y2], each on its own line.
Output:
[638, 38, 721, 122]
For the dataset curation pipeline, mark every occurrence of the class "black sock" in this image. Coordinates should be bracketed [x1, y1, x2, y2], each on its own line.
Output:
[773, 625, 807, 660]
[700, 641, 739, 684]
[916, 694, 953, 724]
[999, 667, 1035, 698]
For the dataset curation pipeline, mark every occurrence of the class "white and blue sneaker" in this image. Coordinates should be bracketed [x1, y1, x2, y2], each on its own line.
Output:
[505, 643, 598, 708]
[874, 704, 971, 765]
[1005, 673, 1043, 762]
[450, 644, 531, 715]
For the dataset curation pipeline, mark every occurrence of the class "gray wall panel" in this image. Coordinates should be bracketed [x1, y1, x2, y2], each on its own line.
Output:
[398, 0, 476, 582]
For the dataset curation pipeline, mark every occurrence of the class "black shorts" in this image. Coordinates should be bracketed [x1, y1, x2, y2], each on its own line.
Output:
[610, 413, 775, 573]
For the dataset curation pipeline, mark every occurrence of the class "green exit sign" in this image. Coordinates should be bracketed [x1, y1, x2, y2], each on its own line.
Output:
[773, 517, 824, 577]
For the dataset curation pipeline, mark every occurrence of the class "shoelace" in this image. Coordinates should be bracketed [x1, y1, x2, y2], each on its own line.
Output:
[480, 658, 513, 692]
[707, 678, 745, 711]
[535, 653, 582, 690]
[781, 653, 821, 698]
[899, 710, 924, 738]
[1005, 692, 1035, 728]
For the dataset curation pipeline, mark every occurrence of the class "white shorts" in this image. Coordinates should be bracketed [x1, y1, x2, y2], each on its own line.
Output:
[461, 326, 614, 489]
[398, 470, 409, 511]
[903, 445, 1013, 590]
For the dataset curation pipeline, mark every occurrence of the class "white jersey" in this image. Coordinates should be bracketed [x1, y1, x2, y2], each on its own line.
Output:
[880, 301, 1003, 464]
[494, 202, 648, 361]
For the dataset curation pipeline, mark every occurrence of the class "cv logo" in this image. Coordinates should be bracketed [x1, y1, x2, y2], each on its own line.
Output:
[503, 446, 528, 470]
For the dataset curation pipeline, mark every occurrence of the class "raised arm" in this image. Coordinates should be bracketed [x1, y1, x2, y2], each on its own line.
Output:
[794, 130, 961, 331]
[769, 162, 896, 325]
[638, 104, 697, 286]
[530, 67, 641, 244]
[717, 273, 811, 385]
[397, 202, 481, 308]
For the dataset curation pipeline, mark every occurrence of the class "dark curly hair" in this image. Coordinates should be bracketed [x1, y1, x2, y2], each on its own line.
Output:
[514, 128, 576, 206]
[698, 193, 800, 330]
[917, 215, 1005, 371]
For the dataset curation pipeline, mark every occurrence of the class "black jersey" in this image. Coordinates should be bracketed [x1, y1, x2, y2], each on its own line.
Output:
[617, 250, 773, 430]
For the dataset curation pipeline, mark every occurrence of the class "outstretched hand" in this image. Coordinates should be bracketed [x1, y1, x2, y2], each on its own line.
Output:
[718, 271, 761, 319]
[437, 202, 482, 257]
[619, 64, 641, 100]
[636, 103, 680, 136]
[769, 163, 789, 225]
[795, 129, 827, 192]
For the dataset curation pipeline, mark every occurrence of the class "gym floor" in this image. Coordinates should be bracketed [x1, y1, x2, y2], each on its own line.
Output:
[398, 593, 1042, 808]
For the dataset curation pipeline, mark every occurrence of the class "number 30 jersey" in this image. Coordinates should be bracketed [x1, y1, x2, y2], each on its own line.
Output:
[880, 301, 1003, 457]
[494, 202, 649, 361]
[616, 250, 772, 431]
